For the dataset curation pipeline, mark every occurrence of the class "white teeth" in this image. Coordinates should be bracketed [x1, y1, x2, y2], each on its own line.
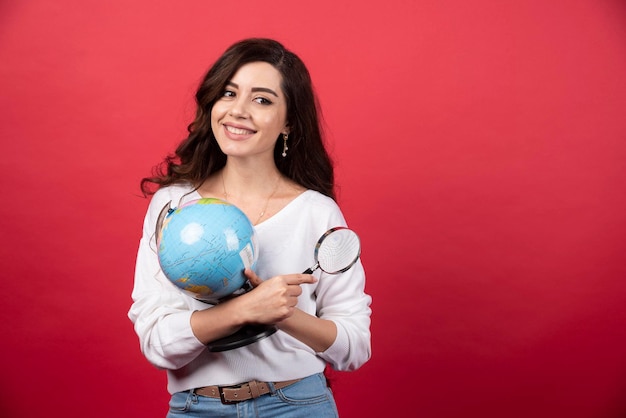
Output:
[226, 125, 254, 135]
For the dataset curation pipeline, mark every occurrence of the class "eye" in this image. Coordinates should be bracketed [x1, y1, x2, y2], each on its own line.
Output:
[222, 90, 236, 98]
[254, 97, 273, 105]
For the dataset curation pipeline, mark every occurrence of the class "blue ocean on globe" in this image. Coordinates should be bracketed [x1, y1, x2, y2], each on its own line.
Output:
[157, 198, 258, 302]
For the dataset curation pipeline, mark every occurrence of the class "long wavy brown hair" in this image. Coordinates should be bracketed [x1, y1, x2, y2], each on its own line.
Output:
[141, 38, 334, 199]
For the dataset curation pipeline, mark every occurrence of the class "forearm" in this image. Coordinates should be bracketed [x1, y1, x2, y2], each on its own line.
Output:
[276, 308, 337, 353]
[190, 299, 248, 345]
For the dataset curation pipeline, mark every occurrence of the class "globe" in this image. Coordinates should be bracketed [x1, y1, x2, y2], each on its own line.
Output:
[156, 198, 258, 303]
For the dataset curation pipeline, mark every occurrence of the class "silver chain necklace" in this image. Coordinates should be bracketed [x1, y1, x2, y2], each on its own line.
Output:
[221, 172, 281, 224]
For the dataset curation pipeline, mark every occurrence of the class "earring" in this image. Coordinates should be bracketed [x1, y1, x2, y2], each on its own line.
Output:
[281, 133, 289, 157]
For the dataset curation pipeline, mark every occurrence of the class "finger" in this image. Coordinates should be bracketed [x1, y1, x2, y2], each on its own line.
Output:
[244, 268, 263, 287]
[286, 274, 317, 285]
[289, 286, 303, 297]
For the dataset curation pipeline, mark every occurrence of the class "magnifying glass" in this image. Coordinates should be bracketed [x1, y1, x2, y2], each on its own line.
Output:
[207, 227, 362, 352]
[303, 227, 361, 275]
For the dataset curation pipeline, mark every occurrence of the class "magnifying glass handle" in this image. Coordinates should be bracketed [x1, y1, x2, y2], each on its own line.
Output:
[303, 263, 319, 275]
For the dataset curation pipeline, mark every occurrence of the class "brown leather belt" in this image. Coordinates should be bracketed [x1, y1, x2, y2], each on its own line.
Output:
[194, 379, 301, 404]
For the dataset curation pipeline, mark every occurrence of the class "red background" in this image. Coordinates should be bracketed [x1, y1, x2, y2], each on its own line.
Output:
[2, 1, 626, 417]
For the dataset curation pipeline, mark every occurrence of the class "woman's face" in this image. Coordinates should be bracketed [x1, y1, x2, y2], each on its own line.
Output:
[211, 61, 289, 161]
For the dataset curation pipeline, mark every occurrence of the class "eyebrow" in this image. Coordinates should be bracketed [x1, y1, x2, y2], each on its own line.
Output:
[227, 81, 279, 97]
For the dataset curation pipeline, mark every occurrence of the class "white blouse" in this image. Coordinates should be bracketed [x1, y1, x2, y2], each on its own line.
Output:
[128, 183, 372, 394]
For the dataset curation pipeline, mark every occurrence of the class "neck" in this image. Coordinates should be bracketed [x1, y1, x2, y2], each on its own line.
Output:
[220, 161, 282, 199]
[220, 161, 283, 225]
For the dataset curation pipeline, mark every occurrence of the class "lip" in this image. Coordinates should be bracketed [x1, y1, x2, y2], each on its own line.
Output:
[222, 122, 257, 140]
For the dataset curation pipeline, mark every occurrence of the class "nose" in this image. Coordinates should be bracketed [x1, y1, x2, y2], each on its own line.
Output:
[228, 96, 249, 119]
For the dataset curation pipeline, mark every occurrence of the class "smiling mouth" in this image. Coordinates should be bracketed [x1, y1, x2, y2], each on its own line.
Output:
[225, 125, 256, 135]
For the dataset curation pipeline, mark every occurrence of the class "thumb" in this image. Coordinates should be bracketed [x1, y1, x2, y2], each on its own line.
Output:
[244, 268, 263, 287]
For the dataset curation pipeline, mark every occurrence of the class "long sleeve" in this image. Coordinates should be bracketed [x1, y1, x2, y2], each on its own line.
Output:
[128, 185, 207, 370]
[316, 259, 372, 371]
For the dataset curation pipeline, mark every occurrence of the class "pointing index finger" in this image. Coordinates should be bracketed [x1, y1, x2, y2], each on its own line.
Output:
[287, 274, 317, 285]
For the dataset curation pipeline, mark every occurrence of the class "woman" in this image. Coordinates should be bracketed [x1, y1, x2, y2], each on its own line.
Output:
[129, 38, 372, 417]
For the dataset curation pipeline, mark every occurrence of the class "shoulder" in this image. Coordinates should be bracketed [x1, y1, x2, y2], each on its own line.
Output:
[294, 190, 347, 226]
[151, 182, 196, 204]
[300, 189, 339, 209]
[147, 182, 198, 217]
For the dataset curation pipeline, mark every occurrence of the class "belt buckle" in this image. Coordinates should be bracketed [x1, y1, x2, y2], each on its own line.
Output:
[218, 385, 240, 405]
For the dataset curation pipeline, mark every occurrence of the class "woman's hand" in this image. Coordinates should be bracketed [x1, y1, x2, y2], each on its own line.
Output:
[189, 269, 316, 345]
[245, 268, 337, 352]
[241, 268, 317, 324]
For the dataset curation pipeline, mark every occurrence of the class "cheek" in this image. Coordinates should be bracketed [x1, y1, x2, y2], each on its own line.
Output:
[263, 110, 288, 131]
[210, 106, 220, 124]
[210, 108, 223, 137]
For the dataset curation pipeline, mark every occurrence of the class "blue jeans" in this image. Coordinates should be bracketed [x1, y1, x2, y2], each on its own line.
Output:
[166, 373, 339, 418]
